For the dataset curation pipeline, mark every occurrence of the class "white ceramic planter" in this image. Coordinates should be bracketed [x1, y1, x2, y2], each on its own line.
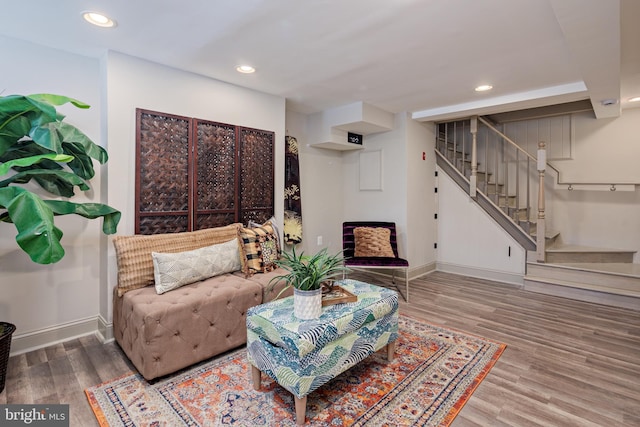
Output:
[293, 288, 322, 320]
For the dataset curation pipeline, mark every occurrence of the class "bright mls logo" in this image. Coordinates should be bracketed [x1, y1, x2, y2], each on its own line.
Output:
[1, 404, 69, 426]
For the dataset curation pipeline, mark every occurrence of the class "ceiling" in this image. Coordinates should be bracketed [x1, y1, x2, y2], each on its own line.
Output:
[1, 0, 638, 121]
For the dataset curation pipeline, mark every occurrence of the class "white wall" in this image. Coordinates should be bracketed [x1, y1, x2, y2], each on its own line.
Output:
[286, 110, 345, 254]
[295, 111, 436, 274]
[553, 109, 640, 183]
[343, 114, 409, 255]
[0, 36, 104, 349]
[105, 51, 286, 324]
[437, 170, 526, 284]
[406, 116, 437, 271]
[547, 109, 640, 260]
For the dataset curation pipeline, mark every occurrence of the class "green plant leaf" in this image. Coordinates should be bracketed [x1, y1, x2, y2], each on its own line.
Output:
[0, 115, 31, 157]
[30, 121, 64, 153]
[58, 123, 107, 164]
[0, 153, 74, 176]
[0, 93, 120, 263]
[0, 169, 89, 196]
[44, 200, 121, 234]
[0, 186, 65, 264]
[28, 94, 90, 110]
[62, 143, 95, 180]
[0, 95, 58, 135]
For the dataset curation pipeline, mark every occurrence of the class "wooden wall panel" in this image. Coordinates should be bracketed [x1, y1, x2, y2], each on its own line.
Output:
[136, 110, 191, 234]
[238, 127, 275, 225]
[135, 109, 274, 234]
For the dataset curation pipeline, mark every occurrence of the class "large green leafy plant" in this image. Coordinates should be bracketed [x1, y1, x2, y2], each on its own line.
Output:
[0, 93, 120, 264]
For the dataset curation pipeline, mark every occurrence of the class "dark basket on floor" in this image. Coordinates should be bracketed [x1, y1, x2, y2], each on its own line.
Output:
[0, 322, 16, 394]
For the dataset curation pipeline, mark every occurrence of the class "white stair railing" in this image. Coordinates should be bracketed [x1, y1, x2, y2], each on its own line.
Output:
[437, 116, 547, 260]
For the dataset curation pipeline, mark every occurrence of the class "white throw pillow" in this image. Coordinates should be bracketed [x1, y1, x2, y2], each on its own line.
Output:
[152, 238, 241, 294]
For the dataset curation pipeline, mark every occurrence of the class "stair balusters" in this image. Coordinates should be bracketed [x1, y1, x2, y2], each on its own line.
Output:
[470, 117, 478, 198]
[436, 117, 547, 254]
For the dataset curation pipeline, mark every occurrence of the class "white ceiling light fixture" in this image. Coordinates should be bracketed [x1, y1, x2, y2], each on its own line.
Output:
[475, 84, 493, 92]
[236, 65, 256, 74]
[82, 11, 117, 28]
[629, 96, 640, 103]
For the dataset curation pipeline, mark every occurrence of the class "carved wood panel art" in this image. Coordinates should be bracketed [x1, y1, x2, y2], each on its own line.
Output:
[136, 110, 191, 234]
[195, 120, 237, 230]
[135, 109, 274, 234]
[239, 127, 275, 225]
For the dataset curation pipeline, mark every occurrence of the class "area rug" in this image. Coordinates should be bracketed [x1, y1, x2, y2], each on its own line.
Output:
[86, 316, 505, 426]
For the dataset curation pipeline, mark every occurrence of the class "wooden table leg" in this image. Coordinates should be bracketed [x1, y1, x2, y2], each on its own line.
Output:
[251, 365, 261, 390]
[387, 341, 396, 362]
[294, 395, 307, 425]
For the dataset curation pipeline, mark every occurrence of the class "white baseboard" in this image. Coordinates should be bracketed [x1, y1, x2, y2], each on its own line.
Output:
[436, 262, 524, 286]
[9, 316, 100, 356]
[411, 262, 437, 279]
[96, 315, 114, 344]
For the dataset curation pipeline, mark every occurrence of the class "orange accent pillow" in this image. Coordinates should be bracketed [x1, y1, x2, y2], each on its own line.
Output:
[354, 227, 395, 257]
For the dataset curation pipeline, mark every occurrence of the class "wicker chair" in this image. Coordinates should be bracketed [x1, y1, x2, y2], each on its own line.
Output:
[342, 221, 410, 302]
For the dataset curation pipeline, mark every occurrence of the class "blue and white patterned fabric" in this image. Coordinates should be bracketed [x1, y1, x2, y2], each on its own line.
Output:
[247, 280, 399, 398]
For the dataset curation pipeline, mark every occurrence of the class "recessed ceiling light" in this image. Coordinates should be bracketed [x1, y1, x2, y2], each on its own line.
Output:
[82, 11, 117, 28]
[629, 96, 640, 103]
[236, 65, 256, 74]
[475, 85, 493, 92]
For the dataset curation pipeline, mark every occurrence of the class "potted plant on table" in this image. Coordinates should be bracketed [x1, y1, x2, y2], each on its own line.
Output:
[0, 93, 121, 391]
[270, 247, 349, 320]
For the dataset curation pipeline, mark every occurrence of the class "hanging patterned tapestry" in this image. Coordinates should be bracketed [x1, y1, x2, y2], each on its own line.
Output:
[284, 135, 303, 244]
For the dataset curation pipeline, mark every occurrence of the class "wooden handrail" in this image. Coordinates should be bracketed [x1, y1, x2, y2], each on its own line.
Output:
[477, 116, 536, 162]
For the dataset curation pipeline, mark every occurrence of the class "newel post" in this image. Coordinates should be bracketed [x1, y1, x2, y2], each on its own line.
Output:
[470, 116, 478, 198]
[536, 141, 546, 262]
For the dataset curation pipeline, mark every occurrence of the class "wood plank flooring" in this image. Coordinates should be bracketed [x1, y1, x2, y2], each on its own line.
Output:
[1, 271, 639, 426]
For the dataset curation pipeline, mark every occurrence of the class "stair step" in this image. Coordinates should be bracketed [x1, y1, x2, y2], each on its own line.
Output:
[497, 195, 517, 208]
[545, 244, 636, 263]
[445, 147, 469, 157]
[524, 261, 640, 310]
[524, 264, 640, 310]
[465, 171, 492, 182]
[485, 183, 505, 194]
[529, 227, 560, 242]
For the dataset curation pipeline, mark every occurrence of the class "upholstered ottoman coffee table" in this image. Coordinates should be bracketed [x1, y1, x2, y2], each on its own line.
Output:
[246, 279, 399, 425]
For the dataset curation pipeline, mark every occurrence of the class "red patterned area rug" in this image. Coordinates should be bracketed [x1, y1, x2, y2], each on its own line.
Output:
[86, 316, 505, 426]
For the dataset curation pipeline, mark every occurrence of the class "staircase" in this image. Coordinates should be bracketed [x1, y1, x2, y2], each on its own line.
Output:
[436, 117, 639, 310]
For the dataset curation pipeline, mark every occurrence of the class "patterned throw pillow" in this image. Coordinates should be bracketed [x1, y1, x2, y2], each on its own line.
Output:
[112, 223, 242, 296]
[151, 238, 242, 294]
[354, 227, 395, 257]
[239, 223, 280, 276]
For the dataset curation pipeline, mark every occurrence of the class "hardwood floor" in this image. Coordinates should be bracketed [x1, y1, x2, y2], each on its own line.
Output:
[1, 271, 639, 426]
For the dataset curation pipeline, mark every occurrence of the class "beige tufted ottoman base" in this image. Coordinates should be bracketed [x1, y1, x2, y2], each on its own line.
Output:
[113, 274, 263, 380]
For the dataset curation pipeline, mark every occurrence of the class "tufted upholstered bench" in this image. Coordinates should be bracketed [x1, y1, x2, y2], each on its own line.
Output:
[112, 223, 292, 380]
